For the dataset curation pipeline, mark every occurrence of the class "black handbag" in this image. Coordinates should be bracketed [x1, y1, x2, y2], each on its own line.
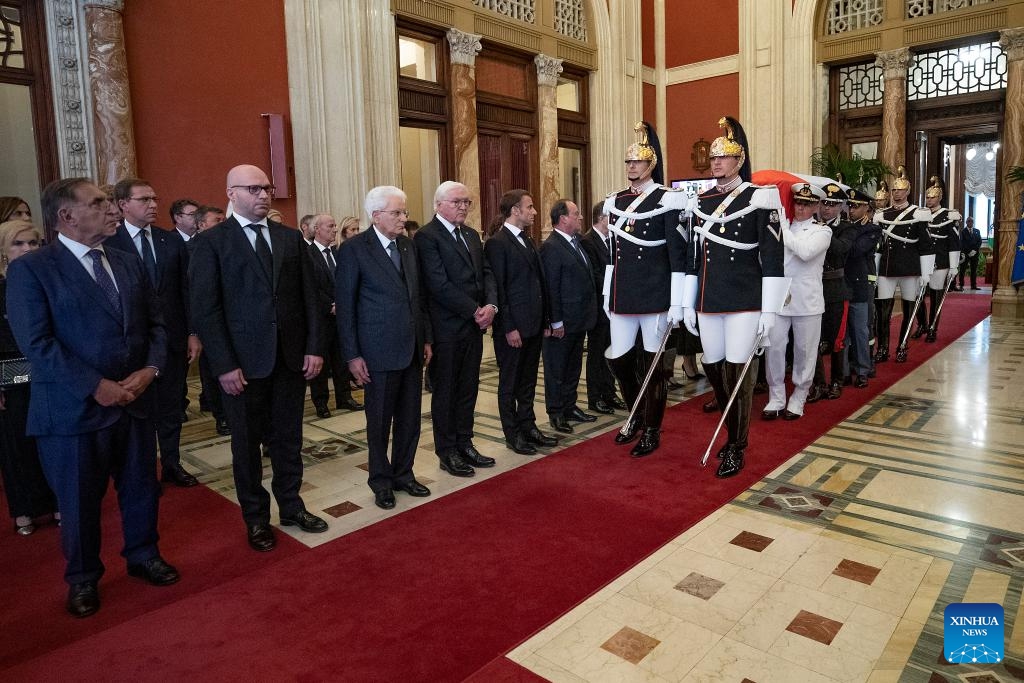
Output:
[0, 357, 31, 387]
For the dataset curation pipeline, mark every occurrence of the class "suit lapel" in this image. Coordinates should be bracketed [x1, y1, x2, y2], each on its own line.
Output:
[504, 226, 538, 272]
[364, 230, 405, 289]
[268, 222, 286, 291]
[229, 217, 273, 289]
[54, 241, 123, 324]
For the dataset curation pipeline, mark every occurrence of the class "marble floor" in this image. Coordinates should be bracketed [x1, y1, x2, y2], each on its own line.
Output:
[177, 308, 1024, 682]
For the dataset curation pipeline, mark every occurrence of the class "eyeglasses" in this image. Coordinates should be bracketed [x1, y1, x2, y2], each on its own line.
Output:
[444, 199, 473, 208]
[129, 196, 159, 204]
[12, 239, 39, 247]
[229, 184, 276, 196]
[377, 209, 410, 218]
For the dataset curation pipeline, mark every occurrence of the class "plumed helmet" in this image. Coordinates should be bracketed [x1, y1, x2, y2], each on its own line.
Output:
[875, 180, 890, 202]
[892, 165, 911, 191]
[709, 116, 751, 182]
[925, 175, 945, 200]
[625, 121, 665, 186]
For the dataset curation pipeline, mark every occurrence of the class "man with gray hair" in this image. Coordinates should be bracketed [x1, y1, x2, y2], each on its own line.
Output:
[336, 186, 433, 510]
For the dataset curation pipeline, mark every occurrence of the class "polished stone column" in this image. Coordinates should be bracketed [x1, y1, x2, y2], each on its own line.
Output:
[447, 29, 483, 229]
[84, 0, 137, 184]
[876, 48, 910, 173]
[993, 28, 1024, 318]
[535, 53, 563, 239]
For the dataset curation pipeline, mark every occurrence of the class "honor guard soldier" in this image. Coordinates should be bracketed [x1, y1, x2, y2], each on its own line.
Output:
[762, 183, 831, 422]
[680, 116, 787, 478]
[602, 122, 687, 458]
[920, 176, 961, 342]
[842, 189, 880, 388]
[874, 166, 935, 363]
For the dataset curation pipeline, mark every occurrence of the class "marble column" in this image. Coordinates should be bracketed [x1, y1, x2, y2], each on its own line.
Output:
[535, 53, 563, 239]
[992, 28, 1024, 318]
[84, 0, 137, 184]
[447, 29, 483, 230]
[875, 48, 910, 173]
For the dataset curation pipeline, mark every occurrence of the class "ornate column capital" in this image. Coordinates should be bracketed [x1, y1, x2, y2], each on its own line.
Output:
[83, 0, 125, 11]
[875, 47, 911, 80]
[446, 29, 482, 67]
[1000, 27, 1024, 62]
[534, 53, 563, 88]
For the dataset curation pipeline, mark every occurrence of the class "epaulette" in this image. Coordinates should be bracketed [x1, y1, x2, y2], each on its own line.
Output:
[948, 209, 962, 221]
[913, 207, 931, 222]
[750, 185, 783, 211]
[658, 189, 689, 211]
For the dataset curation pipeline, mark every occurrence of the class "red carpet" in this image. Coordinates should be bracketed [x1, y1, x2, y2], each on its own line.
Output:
[0, 292, 990, 682]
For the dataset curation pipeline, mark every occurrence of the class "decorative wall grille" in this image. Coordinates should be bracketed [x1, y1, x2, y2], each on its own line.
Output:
[554, 0, 586, 42]
[0, 4, 24, 69]
[907, 40, 1006, 100]
[838, 61, 883, 109]
[906, 0, 994, 20]
[472, 0, 536, 24]
[825, 0, 884, 35]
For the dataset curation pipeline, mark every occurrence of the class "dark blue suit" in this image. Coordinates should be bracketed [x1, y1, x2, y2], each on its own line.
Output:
[6, 238, 167, 585]
[336, 229, 430, 493]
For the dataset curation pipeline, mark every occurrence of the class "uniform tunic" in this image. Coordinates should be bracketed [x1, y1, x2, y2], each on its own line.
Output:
[927, 208, 962, 269]
[875, 204, 934, 277]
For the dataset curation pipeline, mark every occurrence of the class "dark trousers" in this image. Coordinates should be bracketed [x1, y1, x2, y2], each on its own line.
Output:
[222, 358, 306, 525]
[493, 331, 542, 440]
[198, 353, 225, 421]
[309, 326, 353, 407]
[959, 254, 979, 288]
[364, 363, 422, 493]
[0, 384, 56, 519]
[845, 301, 871, 377]
[428, 334, 483, 455]
[585, 319, 617, 405]
[814, 300, 847, 386]
[155, 348, 187, 472]
[37, 412, 160, 585]
[543, 330, 586, 417]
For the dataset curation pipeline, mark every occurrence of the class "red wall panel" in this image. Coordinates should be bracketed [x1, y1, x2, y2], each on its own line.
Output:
[664, 1, 738, 69]
[122, 2, 298, 225]
[641, 0, 656, 68]
[664, 74, 739, 181]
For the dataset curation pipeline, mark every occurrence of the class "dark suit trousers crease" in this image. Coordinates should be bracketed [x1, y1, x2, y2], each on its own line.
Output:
[428, 335, 483, 454]
[154, 347, 187, 470]
[37, 412, 160, 585]
[309, 327, 352, 405]
[493, 331, 542, 440]
[364, 364, 422, 493]
[222, 355, 306, 525]
[585, 319, 616, 404]
[543, 330, 585, 417]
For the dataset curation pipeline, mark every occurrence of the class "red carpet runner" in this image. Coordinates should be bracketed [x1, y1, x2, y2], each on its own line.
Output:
[0, 293, 990, 682]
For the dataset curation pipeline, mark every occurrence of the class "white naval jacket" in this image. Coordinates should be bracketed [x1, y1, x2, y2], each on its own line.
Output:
[779, 218, 832, 317]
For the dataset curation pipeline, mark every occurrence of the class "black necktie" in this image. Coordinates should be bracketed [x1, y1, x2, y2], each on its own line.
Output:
[387, 240, 402, 272]
[323, 247, 336, 270]
[571, 235, 587, 265]
[139, 227, 157, 286]
[249, 224, 273, 280]
[453, 227, 470, 256]
[88, 249, 122, 316]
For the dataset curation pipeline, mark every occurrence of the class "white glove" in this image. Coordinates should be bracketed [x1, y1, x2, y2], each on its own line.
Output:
[757, 312, 776, 338]
[969, 250, 977, 257]
[920, 275, 930, 290]
[682, 307, 697, 336]
[667, 305, 684, 328]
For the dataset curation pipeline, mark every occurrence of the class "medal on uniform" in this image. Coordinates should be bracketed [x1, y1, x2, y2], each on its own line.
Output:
[719, 226, 725, 234]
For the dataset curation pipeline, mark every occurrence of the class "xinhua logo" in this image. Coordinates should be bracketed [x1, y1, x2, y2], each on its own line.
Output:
[944, 603, 1004, 664]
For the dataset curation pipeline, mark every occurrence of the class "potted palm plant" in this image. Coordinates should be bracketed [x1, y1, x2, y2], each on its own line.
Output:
[809, 144, 892, 191]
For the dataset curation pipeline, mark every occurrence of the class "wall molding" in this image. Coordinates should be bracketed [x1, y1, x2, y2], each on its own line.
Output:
[665, 54, 739, 85]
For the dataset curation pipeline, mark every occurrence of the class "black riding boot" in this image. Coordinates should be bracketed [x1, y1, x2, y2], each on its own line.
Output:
[631, 351, 666, 457]
[608, 352, 643, 443]
[874, 298, 894, 362]
[896, 300, 915, 362]
[926, 289, 941, 342]
[716, 358, 756, 478]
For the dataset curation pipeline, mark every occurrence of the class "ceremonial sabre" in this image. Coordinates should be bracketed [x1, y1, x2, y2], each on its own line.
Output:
[895, 279, 928, 363]
[619, 321, 673, 437]
[928, 256, 965, 335]
[700, 331, 764, 467]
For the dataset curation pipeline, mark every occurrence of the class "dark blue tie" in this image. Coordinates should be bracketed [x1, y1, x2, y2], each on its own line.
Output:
[248, 224, 273, 280]
[387, 240, 402, 272]
[88, 249, 122, 316]
[139, 227, 157, 286]
[571, 234, 587, 266]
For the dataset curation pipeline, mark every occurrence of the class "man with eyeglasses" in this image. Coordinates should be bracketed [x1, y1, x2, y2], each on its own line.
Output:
[170, 199, 200, 242]
[106, 179, 202, 488]
[414, 181, 498, 478]
[190, 164, 328, 551]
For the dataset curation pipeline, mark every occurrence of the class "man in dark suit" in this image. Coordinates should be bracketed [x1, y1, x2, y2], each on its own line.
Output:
[336, 186, 433, 510]
[189, 164, 327, 552]
[579, 202, 626, 414]
[957, 216, 983, 290]
[484, 189, 557, 456]
[307, 213, 362, 418]
[105, 178, 201, 488]
[540, 199, 599, 434]
[414, 181, 497, 478]
[193, 205, 229, 434]
[7, 178, 178, 617]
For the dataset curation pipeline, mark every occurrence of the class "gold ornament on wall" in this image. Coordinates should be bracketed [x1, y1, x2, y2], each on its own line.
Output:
[691, 138, 710, 173]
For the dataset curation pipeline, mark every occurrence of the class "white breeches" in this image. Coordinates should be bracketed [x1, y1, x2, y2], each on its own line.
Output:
[696, 311, 760, 364]
[876, 276, 919, 301]
[764, 314, 822, 416]
[606, 311, 668, 357]
[929, 268, 949, 290]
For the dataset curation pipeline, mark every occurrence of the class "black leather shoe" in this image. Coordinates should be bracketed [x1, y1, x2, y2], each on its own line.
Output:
[630, 428, 660, 457]
[314, 403, 331, 418]
[337, 398, 363, 411]
[715, 443, 734, 460]
[127, 556, 180, 586]
[215, 418, 231, 436]
[247, 523, 276, 552]
[550, 415, 574, 433]
[874, 347, 889, 363]
[608, 396, 629, 411]
[374, 489, 396, 510]
[716, 447, 744, 478]
[162, 464, 199, 488]
[505, 434, 538, 455]
[614, 417, 641, 444]
[440, 450, 476, 476]
[667, 378, 684, 390]
[459, 445, 495, 468]
[827, 382, 842, 400]
[67, 582, 100, 618]
[564, 406, 597, 423]
[854, 375, 869, 388]
[761, 409, 781, 421]
[396, 479, 431, 497]
[910, 324, 926, 339]
[280, 510, 328, 533]
[782, 409, 801, 421]
[895, 345, 908, 363]
[524, 427, 557, 447]
[588, 400, 615, 415]
[805, 385, 826, 404]
[925, 330, 937, 343]
[702, 398, 719, 413]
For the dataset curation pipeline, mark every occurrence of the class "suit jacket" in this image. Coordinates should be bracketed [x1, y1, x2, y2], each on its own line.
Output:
[105, 223, 191, 352]
[579, 228, 610, 303]
[308, 240, 338, 321]
[5, 240, 167, 436]
[539, 231, 598, 334]
[335, 229, 431, 372]
[414, 217, 496, 343]
[484, 226, 549, 338]
[189, 216, 322, 379]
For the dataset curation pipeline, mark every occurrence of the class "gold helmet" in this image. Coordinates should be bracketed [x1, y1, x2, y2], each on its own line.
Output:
[892, 165, 911, 191]
[875, 180, 890, 203]
[709, 117, 746, 167]
[925, 175, 944, 200]
[625, 121, 658, 167]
